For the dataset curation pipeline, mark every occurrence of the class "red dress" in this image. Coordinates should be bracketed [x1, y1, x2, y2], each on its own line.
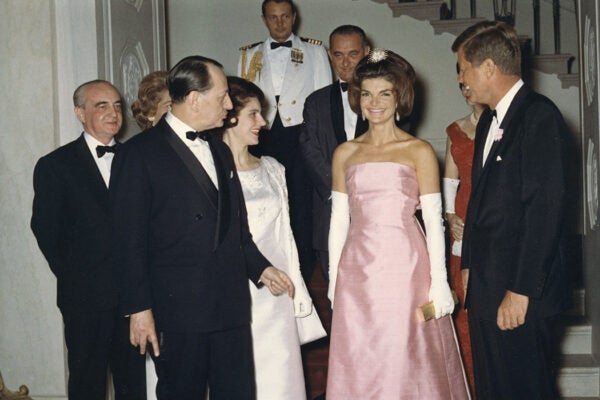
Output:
[446, 121, 476, 397]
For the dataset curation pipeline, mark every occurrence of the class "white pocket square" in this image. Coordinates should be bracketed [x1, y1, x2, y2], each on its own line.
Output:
[496, 155, 502, 161]
[230, 171, 234, 178]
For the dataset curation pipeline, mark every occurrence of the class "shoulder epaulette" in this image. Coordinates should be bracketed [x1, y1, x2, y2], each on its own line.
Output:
[301, 37, 322, 46]
[239, 42, 261, 51]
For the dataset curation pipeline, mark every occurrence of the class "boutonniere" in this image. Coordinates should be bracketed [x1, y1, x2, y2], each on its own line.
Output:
[493, 128, 504, 142]
[291, 48, 303, 65]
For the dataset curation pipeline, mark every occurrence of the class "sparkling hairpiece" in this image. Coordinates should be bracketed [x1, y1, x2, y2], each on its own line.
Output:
[367, 48, 388, 63]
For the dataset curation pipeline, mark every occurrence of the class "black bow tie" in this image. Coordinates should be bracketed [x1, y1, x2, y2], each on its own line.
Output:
[340, 82, 348, 92]
[96, 144, 118, 158]
[491, 109, 497, 119]
[186, 130, 212, 142]
[271, 40, 292, 50]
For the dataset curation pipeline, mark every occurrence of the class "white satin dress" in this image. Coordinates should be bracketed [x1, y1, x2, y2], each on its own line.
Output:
[237, 156, 313, 400]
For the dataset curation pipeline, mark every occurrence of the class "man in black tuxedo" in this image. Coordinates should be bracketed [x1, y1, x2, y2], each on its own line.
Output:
[110, 56, 294, 399]
[300, 25, 411, 282]
[454, 21, 569, 399]
[31, 80, 146, 399]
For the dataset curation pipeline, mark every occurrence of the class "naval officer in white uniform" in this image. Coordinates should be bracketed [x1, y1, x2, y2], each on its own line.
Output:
[238, 0, 332, 284]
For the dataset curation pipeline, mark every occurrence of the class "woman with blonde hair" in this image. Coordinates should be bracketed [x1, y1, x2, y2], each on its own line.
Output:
[131, 71, 171, 130]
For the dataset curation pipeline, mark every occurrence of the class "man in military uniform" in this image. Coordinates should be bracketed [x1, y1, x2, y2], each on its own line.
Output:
[238, 0, 332, 284]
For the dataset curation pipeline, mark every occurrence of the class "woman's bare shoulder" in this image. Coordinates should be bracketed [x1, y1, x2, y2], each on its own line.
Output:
[333, 140, 358, 159]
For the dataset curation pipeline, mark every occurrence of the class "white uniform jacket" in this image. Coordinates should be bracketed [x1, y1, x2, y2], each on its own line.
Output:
[238, 34, 332, 128]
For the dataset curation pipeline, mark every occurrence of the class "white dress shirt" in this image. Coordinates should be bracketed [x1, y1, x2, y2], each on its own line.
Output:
[84, 132, 116, 188]
[482, 79, 524, 165]
[267, 36, 292, 96]
[166, 112, 219, 188]
[340, 80, 357, 141]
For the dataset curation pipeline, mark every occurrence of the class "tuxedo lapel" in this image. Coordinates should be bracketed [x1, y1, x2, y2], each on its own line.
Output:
[471, 108, 494, 188]
[208, 140, 232, 250]
[73, 135, 109, 211]
[481, 85, 531, 173]
[330, 82, 347, 145]
[354, 114, 368, 138]
[161, 122, 218, 210]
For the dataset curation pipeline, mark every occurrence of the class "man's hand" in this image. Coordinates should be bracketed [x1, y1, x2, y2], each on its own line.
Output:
[446, 213, 465, 241]
[130, 309, 160, 356]
[260, 266, 295, 298]
[497, 290, 529, 331]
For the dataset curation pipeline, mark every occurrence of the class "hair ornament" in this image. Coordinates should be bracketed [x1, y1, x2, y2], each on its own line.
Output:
[368, 48, 388, 63]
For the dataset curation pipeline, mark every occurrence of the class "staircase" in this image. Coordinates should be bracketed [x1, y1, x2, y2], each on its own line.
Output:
[375, 1, 598, 399]
[385, 0, 579, 89]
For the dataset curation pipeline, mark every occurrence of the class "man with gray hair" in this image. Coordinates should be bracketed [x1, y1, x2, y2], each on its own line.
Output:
[31, 79, 146, 399]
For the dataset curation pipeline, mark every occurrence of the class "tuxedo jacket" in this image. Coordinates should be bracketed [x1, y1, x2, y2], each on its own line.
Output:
[110, 118, 270, 333]
[31, 134, 118, 315]
[461, 84, 570, 320]
[299, 81, 411, 251]
[238, 33, 331, 128]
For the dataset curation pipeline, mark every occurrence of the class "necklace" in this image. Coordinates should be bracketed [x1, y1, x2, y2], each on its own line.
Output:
[469, 111, 479, 126]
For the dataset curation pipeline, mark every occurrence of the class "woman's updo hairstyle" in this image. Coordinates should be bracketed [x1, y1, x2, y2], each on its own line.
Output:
[348, 49, 416, 121]
[131, 71, 169, 130]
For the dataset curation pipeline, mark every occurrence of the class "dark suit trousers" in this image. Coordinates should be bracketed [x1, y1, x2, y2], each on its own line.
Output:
[252, 112, 316, 283]
[62, 309, 146, 400]
[468, 309, 559, 399]
[152, 325, 255, 400]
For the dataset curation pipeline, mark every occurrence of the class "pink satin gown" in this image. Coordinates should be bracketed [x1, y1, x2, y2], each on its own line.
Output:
[327, 162, 470, 399]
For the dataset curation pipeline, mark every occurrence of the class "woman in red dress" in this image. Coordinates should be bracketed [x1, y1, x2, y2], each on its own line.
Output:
[443, 83, 485, 397]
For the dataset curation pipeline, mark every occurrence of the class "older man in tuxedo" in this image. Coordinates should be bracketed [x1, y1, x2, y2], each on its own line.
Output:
[31, 80, 146, 399]
[454, 21, 570, 399]
[110, 55, 294, 399]
[298, 25, 369, 282]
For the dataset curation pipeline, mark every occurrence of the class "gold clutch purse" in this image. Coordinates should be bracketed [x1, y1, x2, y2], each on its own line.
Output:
[418, 291, 459, 321]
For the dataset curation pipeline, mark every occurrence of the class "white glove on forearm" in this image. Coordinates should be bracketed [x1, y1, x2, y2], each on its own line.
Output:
[442, 177, 460, 214]
[328, 191, 350, 307]
[420, 193, 455, 318]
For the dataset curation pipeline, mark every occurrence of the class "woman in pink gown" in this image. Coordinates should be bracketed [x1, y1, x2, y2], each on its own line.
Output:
[326, 49, 470, 399]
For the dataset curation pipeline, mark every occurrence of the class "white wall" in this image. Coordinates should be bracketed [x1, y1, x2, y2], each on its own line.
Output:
[0, 1, 96, 398]
[168, 0, 580, 159]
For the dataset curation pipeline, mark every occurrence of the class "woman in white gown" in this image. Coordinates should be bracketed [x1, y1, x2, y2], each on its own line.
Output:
[221, 76, 326, 399]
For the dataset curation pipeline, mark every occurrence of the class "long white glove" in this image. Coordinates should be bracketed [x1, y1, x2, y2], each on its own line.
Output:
[442, 177, 459, 214]
[328, 191, 350, 307]
[443, 177, 463, 256]
[420, 193, 455, 318]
